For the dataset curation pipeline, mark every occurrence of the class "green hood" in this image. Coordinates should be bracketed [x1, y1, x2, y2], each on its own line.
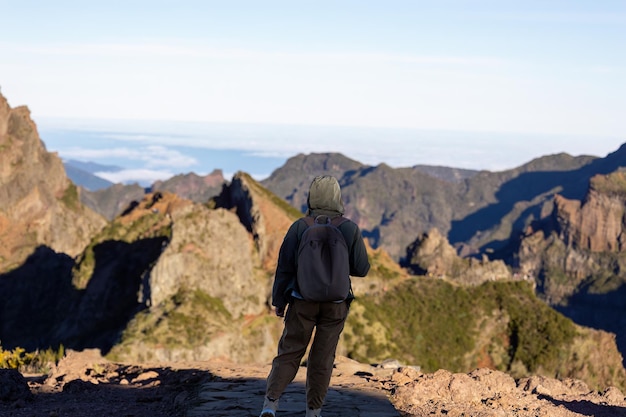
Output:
[306, 175, 345, 216]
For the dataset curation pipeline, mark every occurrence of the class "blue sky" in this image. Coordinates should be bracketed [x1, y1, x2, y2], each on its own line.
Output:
[2, 1, 625, 182]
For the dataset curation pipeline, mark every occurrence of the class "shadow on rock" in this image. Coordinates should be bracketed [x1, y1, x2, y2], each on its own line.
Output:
[541, 395, 626, 417]
[0, 353, 211, 417]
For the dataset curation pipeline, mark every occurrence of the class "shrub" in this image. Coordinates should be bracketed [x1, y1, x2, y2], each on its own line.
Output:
[476, 281, 576, 374]
[0, 344, 65, 373]
[61, 184, 80, 210]
[348, 278, 475, 371]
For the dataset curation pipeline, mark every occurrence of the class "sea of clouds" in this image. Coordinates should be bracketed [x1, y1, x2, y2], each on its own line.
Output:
[37, 118, 625, 186]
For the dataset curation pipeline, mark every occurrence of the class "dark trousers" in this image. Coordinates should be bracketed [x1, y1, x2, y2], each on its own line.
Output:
[265, 299, 349, 410]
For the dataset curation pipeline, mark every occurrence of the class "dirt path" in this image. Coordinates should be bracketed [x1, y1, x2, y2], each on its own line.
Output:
[186, 359, 400, 417]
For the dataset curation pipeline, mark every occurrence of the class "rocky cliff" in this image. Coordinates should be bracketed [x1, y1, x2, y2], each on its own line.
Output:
[516, 169, 626, 370]
[213, 172, 302, 271]
[98, 189, 283, 363]
[518, 170, 626, 301]
[554, 169, 626, 253]
[0, 93, 106, 272]
[405, 228, 514, 285]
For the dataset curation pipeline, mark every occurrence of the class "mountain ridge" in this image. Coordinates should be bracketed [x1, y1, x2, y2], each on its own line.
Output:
[63, 159, 118, 191]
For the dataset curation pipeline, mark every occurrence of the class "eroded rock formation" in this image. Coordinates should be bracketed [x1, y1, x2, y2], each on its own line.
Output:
[406, 228, 513, 285]
[554, 170, 626, 253]
[0, 93, 106, 271]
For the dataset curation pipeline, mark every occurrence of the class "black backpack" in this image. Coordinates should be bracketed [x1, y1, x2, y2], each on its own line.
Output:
[296, 215, 351, 302]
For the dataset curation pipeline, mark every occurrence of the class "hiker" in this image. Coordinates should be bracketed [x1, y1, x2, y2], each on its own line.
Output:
[260, 175, 370, 417]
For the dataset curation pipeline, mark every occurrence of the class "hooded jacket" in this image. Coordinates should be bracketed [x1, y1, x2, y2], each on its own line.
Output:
[272, 175, 370, 309]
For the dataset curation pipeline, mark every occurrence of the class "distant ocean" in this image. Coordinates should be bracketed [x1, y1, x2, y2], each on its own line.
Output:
[38, 122, 290, 185]
[36, 118, 625, 187]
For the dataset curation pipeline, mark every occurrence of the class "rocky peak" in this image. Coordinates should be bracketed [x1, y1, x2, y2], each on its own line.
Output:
[151, 169, 225, 203]
[554, 170, 626, 252]
[0, 92, 106, 271]
[138, 190, 266, 317]
[0, 95, 63, 198]
[405, 228, 513, 285]
[261, 152, 365, 213]
[214, 171, 300, 272]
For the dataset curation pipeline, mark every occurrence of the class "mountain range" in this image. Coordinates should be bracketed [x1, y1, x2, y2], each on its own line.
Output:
[2, 90, 626, 392]
[66, 145, 626, 264]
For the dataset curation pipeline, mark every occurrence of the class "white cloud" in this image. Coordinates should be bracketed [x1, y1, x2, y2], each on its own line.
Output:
[95, 169, 174, 185]
[60, 145, 197, 168]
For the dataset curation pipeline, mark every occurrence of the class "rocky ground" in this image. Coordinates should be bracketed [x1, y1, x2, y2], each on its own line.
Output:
[1, 350, 626, 417]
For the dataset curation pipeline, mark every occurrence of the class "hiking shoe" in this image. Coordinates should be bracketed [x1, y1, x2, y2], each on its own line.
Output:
[305, 408, 322, 417]
[259, 396, 279, 417]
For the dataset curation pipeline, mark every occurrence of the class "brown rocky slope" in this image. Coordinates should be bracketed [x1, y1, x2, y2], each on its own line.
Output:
[0, 93, 106, 272]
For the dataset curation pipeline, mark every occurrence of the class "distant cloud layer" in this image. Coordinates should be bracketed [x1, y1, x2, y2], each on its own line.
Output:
[95, 169, 175, 185]
[61, 145, 198, 169]
[40, 118, 626, 186]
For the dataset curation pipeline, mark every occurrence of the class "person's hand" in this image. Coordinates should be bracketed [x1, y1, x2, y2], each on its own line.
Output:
[275, 306, 285, 317]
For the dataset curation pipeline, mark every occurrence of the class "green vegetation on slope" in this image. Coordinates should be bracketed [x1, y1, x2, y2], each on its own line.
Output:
[367, 249, 405, 281]
[345, 278, 576, 378]
[60, 183, 80, 211]
[590, 169, 626, 197]
[108, 288, 232, 362]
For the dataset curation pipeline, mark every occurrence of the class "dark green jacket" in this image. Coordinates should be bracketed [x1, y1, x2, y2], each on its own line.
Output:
[272, 176, 370, 308]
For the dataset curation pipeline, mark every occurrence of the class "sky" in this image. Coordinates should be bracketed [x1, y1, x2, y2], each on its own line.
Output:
[1, 1, 625, 183]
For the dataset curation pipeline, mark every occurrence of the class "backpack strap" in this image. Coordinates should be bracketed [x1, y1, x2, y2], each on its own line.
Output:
[330, 216, 349, 228]
[301, 215, 349, 228]
[302, 216, 315, 227]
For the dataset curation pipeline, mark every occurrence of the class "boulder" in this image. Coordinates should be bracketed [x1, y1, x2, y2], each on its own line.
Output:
[0, 369, 32, 402]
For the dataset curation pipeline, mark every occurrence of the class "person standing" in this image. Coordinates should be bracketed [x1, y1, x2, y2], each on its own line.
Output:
[260, 175, 370, 417]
